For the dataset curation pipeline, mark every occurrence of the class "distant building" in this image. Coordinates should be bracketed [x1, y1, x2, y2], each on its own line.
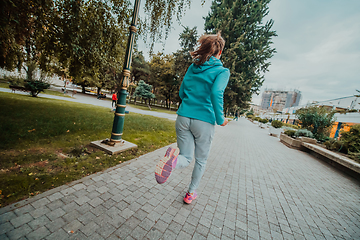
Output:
[260, 89, 301, 111]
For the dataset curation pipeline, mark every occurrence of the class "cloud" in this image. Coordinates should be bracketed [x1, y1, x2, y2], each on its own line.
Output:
[254, 0, 360, 105]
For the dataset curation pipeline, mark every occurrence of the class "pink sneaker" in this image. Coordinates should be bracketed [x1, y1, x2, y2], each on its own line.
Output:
[155, 146, 180, 184]
[183, 191, 197, 204]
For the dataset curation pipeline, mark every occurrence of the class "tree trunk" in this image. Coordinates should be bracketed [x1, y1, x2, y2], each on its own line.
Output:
[82, 85, 86, 93]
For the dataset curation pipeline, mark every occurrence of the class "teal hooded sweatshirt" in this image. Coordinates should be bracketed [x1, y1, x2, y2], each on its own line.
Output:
[177, 56, 230, 125]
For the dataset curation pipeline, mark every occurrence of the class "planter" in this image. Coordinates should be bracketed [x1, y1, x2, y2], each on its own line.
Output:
[299, 137, 317, 144]
[269, 126, 283, 137]
[280, 133, 302, 149]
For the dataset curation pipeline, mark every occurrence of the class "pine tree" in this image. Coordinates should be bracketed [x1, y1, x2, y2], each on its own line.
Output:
[134, 80, 155, 110]
[205, 0, 277, 111]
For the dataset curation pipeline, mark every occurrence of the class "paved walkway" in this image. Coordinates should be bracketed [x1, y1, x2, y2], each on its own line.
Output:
[1, 90, 360, 239]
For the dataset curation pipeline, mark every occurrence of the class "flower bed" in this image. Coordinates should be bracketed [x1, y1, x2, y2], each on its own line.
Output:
[280, 133, 302, 149]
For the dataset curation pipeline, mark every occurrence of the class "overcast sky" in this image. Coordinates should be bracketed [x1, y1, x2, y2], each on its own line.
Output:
[137, 0, 360, 106]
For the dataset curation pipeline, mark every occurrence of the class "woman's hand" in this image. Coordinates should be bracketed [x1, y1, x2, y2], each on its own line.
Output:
[220, 118, 228, 126]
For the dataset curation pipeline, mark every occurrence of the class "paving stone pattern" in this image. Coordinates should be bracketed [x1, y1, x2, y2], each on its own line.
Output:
[1, 118, 359, 239]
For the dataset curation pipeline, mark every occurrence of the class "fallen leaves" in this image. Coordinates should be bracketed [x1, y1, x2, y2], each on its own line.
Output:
[28, 129, 36, 132]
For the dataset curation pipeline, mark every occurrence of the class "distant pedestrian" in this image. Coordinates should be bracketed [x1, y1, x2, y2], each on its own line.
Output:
[112, 92, 118, 107]
[155, 32, 230, 204]
[234, 111, 238, 121]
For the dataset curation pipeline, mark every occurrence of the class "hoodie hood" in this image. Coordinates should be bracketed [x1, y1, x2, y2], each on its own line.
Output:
[190, 56, 223, 74]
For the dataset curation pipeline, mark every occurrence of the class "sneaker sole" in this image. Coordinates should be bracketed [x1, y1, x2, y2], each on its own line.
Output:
[155, 147, 179, 184]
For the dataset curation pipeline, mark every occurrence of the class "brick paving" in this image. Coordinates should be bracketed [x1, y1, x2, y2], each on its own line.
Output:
[1, 117, 360, 239]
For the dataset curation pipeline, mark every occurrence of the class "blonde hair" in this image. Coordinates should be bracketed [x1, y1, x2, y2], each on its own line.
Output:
[190, 31, 225, 65]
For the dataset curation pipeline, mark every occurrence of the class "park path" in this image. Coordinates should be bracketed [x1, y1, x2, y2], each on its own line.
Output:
[1, 89, 360, 239]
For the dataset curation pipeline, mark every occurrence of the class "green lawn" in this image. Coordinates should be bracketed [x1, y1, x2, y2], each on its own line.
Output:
[127, 102, 178, 115]
[42, 89, 73, 98]
[0, 92, 176, 207]
[0, 82, 9, 88]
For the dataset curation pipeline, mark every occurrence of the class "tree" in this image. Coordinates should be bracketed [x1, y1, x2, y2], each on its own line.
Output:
[0, 0, 53, 71]
[173, 26, 198, 82]
[295, 106, 336, 141]
[204, 0, 277, 111]
[40, 0, 131, 93]
[131, 50, 150, 94]
[142, 0, 193, 52]
[1, 0, 55, 96]
[129, 50, 150, 103]
[133, 80, 155, 110]
[2, 0, 196, 90]
[149, 53, 179, 109]
[24, 76, 51, 97]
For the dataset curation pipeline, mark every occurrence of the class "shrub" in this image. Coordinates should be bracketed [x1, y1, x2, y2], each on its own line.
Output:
[5, 76, 24, 86]
[246, 112, 254, 117]
[283, 123, 300, 129]
[247, 114, 254, 119]
[24, 80, 50, 97]
[324, 139, 348, 154]
[295, 129, 314, 138]
[260, 118, 269, 124]
[348, 152, 360, 164]
[254, 117, 261, 122]
[271, 120, 283, 128]
[295, 106, 335, 140]
[284, 130, 296, 137]
[340, 124, 360, 154]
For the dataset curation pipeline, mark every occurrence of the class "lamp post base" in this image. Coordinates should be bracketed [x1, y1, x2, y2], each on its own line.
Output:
[90, 139, 137, 155]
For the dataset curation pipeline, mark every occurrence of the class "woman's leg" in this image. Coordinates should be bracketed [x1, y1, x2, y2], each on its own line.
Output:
[188, 119, 215, 193]
[175, 116, 195, 169]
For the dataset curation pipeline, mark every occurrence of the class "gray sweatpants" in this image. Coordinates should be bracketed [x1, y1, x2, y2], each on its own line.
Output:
[175, 115, 215, 193]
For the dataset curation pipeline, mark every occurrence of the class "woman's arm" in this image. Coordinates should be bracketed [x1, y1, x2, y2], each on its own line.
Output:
[210, 69, 230, 125]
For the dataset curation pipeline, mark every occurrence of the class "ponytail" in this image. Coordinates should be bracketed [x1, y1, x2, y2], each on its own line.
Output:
[190, 31, 225, 65]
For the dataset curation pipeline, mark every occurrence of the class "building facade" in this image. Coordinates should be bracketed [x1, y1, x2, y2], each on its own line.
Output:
[260, 89, 301, 111]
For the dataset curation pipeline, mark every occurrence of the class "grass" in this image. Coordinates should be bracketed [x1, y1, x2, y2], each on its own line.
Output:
[127, 102, 178, 115]
[42, 89, 73, 98]
[0, 82, 9, 88]
[0, 92, 176, 207]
